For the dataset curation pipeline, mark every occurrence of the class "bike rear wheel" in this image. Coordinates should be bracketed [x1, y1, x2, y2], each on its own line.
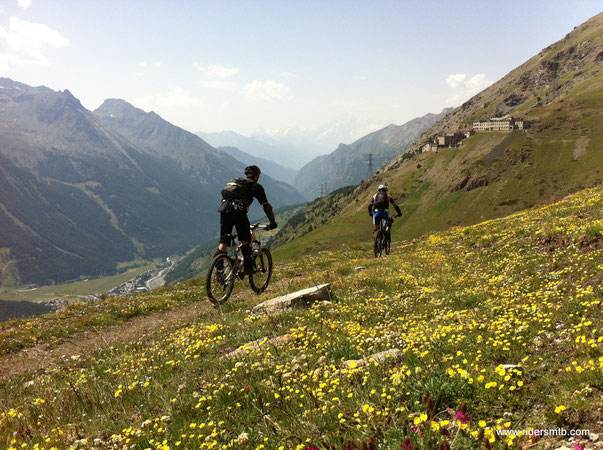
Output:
[249, 248, 273, 294]
[206, 254, 236, 305]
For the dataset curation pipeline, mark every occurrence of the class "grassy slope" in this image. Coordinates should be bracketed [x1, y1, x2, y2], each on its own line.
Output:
[274, 79, 602, 261]
[0, 186, 600, 449]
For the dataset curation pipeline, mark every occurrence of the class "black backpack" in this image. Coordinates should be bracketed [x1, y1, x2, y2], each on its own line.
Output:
[221, 178, 249, 201]
[374, 191, 389, 209]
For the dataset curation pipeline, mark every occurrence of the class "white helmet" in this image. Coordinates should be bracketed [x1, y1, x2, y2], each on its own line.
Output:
[378, 184, 388, 191]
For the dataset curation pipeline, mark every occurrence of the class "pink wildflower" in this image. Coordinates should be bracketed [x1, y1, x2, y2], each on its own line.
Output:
[455, 404, 470, 424]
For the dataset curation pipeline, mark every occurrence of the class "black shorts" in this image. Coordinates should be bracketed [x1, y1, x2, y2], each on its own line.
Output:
[220, 211, 251, 244]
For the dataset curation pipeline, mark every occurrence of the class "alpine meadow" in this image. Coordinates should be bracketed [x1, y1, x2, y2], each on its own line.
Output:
[0, 4, 602, 450]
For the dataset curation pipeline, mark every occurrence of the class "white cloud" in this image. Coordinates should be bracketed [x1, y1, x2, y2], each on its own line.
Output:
[133, 87, 202, 109]
[465, 73, 491, 90]
[445, 73, 467, 88]
[0, 16, 69, 68]
[202, 79, 236, 90]
[207, 64, 239, 78]
[194, 63, 239, 90]
[243, 80, 291, 101]
[194, 62, 240, 78]
[17, 0, 32, 9]
[445, 72, 493, 104]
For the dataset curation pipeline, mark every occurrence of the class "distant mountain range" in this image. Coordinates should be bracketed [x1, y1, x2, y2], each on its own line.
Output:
[0, 80, 304, 286]
[293, 109, 453, 199]
[197, 130, 305, 169]
[214, 146, 299, 185]
[198, 120, 385, 170]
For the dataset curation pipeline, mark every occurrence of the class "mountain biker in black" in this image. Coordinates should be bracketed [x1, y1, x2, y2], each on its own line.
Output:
[368, 184, 402, 239]
[215, 165, 277, 275]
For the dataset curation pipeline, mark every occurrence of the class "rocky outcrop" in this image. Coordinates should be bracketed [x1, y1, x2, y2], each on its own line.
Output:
[450, 176, 469, 192]
[221, 335, 292, 360]
[343, 349, 403, 369]
[466, 177, 490, 191]
[251, 284, 332, 315]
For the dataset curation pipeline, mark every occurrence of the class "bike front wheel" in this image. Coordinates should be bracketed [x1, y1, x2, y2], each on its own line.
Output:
[206, 254, 236, 305]
[374, 231, 383, 257]
[385, 231, 391, 255]
[249, 248, 273, 294]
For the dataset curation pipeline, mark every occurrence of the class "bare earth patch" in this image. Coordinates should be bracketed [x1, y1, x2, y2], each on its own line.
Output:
[573, 135, 590, 159]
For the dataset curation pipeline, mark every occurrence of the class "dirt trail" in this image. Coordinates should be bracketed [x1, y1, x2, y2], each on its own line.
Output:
[0, 299, 216, 379]
[0, 275, 298, 380]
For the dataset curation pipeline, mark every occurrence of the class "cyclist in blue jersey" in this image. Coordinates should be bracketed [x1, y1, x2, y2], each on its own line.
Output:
[368, 184, 402, 239]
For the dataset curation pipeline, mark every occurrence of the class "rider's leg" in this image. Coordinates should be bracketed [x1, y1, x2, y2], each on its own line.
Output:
[373, 210, 380, 239]
[240, 241, 254, 273]
[234, 213, 254, 274]
[216, 213, 232, 268]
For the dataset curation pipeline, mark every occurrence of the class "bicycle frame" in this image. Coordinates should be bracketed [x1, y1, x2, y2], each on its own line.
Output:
[224, 224, 264, 262]
[206, 223, 273, 304]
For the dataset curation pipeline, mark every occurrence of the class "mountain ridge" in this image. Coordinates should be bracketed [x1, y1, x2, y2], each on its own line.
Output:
[386, 12, 603, 169]
[0, 81, 304, 286]
[293, 108, 453, 199]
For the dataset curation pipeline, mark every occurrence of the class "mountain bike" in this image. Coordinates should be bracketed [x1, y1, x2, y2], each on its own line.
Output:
[374, 214, 400, 257]
[206, 223, 273, 305]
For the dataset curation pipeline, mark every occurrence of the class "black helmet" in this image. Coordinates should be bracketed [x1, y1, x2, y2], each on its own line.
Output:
[244, 165, 261, 177]
[378, 184, 388, 192]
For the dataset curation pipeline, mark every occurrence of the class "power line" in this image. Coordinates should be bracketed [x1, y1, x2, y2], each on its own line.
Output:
[365, 153, 374, 179]
[319, 183, 329, 197]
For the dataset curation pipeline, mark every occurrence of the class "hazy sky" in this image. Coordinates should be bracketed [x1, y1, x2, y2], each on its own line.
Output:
[0, 0, 601, 139]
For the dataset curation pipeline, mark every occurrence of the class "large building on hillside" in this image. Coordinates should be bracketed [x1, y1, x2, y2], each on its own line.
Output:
[421, 117, 529, 154]
[473, 117, 529, 131]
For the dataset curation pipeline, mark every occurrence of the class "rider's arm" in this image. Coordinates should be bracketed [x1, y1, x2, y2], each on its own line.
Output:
[262, 202, 276, 223]
[390, 198, 402, 216]
[252, 183, 277, 225]
[368, 197, 374, 215]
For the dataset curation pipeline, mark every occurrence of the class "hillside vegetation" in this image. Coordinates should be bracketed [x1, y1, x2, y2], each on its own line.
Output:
[273, 13, 603, 258]
[269, 185, 356, 249]
[0, 186, 600, 449]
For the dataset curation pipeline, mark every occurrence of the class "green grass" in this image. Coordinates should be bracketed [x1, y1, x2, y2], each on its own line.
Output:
[0, 186, 600, 449]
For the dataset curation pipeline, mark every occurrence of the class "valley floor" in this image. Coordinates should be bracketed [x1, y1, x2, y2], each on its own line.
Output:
[0, 186, 601, 449]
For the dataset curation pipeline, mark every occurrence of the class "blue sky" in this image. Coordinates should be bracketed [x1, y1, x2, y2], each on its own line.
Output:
[0, 0, 601, 144]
